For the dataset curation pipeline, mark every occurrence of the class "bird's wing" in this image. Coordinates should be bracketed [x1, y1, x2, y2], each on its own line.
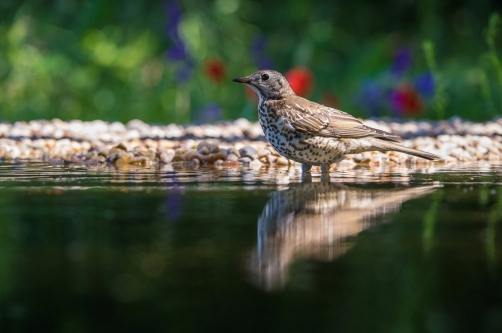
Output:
[282, 108, 330, 133]
[278, 97, 402, 142]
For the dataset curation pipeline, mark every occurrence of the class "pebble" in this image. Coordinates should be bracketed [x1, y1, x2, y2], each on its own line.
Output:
[239, 145, 257, 160]
[0, 117, 502, 168]
[239, 157, 252, 164]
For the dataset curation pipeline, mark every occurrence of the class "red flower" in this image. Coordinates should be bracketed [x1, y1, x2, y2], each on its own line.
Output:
[285, 67, 314, 97]
[203, 59, 226, 83]
[390, 84, 423, 116]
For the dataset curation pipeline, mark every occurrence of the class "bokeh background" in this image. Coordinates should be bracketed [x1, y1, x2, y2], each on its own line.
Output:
[1, 0, 501, 124]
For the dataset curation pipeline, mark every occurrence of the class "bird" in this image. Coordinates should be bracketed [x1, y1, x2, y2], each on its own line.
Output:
[247, 181, 437, 290]
[233, 70, 441, 173]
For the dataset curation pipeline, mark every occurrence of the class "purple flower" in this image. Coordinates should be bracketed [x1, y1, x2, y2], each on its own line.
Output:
[390, 47, 413, 77]
[251, 34, 267, 54]
[256, 58, 274, 70]
[163, 0, 193, 82]
[164, 0, 187, 62]
[164, 0, 183, 38]
[197, 103, 222, 123]
[167, 43, 188, 62]
[250, 34, 273, 69]
[356, 80, 384, 117]
[414, 71, 435, 99]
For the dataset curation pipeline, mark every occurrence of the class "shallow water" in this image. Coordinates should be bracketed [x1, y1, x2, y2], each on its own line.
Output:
[0, 161, 501, 332]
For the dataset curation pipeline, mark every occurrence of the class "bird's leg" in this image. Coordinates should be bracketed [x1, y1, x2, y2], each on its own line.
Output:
[320, 163, 331, 173]
[301, 163, 312, 173]
[301, 172, 312, 183]
[320, 173, 330, 183]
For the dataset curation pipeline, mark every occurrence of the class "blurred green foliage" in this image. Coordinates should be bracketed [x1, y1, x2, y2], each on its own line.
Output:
[0, 0, 501, 123]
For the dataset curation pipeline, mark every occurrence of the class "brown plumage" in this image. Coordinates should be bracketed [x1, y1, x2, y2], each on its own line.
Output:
[233, 70, 441, 172]
[274, 95, 402, 141]
[248, 182, 437, 290]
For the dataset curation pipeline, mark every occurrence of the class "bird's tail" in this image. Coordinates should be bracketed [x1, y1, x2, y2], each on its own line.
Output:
[371, 139, 441, 161]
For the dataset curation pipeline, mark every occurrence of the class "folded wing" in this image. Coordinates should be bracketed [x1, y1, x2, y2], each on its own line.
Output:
[279, 96, 402, 142]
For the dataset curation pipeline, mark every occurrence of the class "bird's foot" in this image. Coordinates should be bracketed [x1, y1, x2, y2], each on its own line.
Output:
[320, 163, 331, 173]
[301, 164, 312, 173]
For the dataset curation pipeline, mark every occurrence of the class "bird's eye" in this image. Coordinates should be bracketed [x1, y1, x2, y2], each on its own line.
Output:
[261, 73, 269, 81]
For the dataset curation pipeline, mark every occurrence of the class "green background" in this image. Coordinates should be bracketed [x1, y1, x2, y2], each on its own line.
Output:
[0, 0, 501, 124]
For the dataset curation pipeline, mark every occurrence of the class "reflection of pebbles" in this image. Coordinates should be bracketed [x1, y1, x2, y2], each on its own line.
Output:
[249, 182, 437, 291]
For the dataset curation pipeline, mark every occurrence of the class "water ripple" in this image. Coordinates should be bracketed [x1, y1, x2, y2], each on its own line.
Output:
[0, 161, 502, 190]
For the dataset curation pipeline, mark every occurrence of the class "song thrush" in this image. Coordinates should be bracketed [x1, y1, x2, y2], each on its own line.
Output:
[233, 70, 441, 173]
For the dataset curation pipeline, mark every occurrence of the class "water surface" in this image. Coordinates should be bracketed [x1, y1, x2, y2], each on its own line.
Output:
[0, 162, 501, 333]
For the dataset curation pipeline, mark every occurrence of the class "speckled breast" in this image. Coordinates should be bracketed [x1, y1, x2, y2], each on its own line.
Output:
[258, 104, 348, 165]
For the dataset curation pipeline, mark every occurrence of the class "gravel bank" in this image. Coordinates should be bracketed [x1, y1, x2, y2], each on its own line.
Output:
[1, 117, 502, 168]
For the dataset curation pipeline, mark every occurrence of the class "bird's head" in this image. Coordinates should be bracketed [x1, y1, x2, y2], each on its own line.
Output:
[233, 70, 295, 101]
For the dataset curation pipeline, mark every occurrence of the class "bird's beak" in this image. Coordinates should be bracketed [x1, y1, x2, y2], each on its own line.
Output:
[232, 76, 251, 84]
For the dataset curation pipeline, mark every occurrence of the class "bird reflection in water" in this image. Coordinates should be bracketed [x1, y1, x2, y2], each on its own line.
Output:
[248, 178, 437, 290]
